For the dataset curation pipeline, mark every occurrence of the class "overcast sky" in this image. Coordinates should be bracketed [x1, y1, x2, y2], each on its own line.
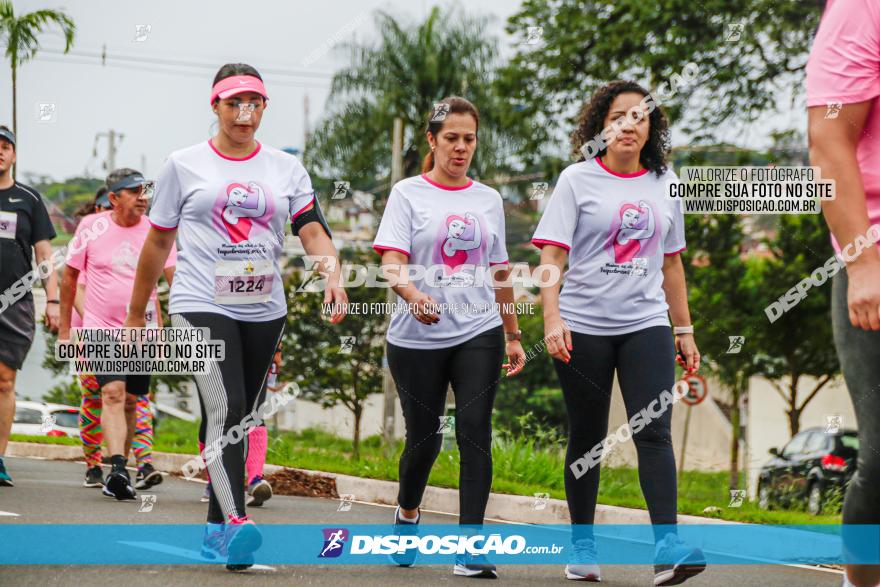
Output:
[2, 0, 806, 183]
[0, 0, 522, 181]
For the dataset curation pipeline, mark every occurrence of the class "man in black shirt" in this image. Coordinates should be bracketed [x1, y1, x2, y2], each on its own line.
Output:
[0, 125, 59, 487]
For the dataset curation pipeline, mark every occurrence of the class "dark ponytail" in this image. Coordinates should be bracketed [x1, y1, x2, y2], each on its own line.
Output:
[75, 186, 109, 219]
[422, 96, 480, 173]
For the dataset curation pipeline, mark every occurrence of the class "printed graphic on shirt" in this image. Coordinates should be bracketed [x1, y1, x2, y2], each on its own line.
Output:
[601, 200, 659, 277]
[111, 241, 140, 271]
[212, 181, 275, 246]
[431, 211, 488, 287]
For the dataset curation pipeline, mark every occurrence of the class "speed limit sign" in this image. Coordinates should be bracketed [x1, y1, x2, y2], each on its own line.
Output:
[681, 373, 708, 406]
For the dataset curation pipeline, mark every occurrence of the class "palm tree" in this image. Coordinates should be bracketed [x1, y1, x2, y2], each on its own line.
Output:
[307, 6, 531, 192]
[0, 1, 75, 176]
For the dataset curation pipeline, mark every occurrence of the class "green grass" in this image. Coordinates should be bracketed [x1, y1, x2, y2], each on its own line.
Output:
[13, 419, 842, 525]
[10, 433, 79, 446]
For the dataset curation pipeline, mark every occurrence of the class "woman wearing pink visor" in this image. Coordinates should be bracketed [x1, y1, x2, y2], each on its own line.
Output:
[125, 63, 347, 571]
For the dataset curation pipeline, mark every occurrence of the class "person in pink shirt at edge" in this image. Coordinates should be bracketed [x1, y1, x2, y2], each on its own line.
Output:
[71, 187, 164, 492]
[58, 169, 177, 501]
[807, 1, 880, 586]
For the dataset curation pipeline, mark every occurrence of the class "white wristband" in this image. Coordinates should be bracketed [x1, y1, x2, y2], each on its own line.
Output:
[673, 326, 694, 335]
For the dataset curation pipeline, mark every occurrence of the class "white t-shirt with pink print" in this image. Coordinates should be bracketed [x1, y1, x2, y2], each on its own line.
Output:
[532, 157, 686, 336]
[148, 140, 315, 321]
[373, 174, 509, 349]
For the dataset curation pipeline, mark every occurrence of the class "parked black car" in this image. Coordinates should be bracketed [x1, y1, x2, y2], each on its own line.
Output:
[757, 426, 858, 515]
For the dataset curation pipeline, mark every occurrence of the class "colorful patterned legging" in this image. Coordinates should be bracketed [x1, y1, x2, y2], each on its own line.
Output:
[78, 374, 154, 469]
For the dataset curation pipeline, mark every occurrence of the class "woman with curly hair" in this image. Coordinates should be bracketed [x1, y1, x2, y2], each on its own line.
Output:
[532, 81, 705, 585]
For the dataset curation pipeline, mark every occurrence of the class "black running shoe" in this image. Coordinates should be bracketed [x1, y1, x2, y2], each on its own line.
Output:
[653, 534, 706, 585]
[83, 466, 103, 488]
[135, 463, 163, 490]
[103, 468, 137, 500]
[246, 476, 272, 507]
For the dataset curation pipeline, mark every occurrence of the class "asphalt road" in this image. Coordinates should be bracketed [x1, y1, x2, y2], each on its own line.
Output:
[0, 456, 845, 587]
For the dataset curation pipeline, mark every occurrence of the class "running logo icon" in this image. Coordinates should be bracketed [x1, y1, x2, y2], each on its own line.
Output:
[319, 528, 349, 558]
[825, 102, 842, 119]
[431, 103, 450, 122]
[728, 490, 746, 508]
[339, 336, 356, 354]
[36, 102, 57, 123]
[337, 494, 354, 512]
[40, 414, 56, 433]
[825, 415, 842, 434]
[133, 24, 151, 42]
[437, 416, 455, 435]
[725, 23, 744, 42]
[138, 494, 157, 513]
[332, 181, 350, 199]
[530, 182, 548, 201]
[532, 492, 549, 510]
[726, 336, 745, 354]
[524, 26, 544, 45]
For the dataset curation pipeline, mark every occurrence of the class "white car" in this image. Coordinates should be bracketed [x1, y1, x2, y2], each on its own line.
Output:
[12, 401, 80, 438]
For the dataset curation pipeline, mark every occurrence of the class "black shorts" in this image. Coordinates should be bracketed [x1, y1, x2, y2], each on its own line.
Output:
[94, 373, 152, 395]
[0, 295, 35, 370]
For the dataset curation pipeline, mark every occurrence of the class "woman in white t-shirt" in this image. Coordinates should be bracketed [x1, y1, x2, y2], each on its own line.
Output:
[124, 63, 347, 570]
[373, 96, 525, 579]
[532, 81, 705, 585]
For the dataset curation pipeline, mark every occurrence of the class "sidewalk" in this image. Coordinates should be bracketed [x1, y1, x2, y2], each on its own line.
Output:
[6, 440, 729, 526]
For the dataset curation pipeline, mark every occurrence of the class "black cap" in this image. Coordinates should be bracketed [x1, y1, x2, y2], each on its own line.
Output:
[0, 127, 14, 148]
[108, 173, 145, 194]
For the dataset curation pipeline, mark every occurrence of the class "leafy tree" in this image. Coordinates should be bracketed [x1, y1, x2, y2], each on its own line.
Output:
[42, 376, 82, 407]
[307, 6, 533, 193]
[280, 249, 385, 458]
[0, 1, 75, 175]
[498, 0, 822, 157]
[683, 212, 763, 490]
[494, 305, 567, 439]
[750, 214, 840, 436]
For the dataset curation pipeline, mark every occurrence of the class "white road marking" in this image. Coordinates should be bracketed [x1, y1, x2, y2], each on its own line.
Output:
[0, 511, 20, 517]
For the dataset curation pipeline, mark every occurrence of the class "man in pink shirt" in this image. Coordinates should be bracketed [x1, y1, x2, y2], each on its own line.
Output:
[807, 1, 880, 585]
[59, 168, 177, 500]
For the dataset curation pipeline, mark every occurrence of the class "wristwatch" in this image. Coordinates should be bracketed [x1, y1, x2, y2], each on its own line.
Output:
[505, 329, 522, 342]
[46, 300, 60, 305]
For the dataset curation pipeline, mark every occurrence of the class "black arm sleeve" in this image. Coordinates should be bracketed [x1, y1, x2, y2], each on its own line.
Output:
[292, 197, 332, 238]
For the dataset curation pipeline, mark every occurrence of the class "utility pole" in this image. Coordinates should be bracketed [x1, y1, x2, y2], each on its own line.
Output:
[302, 94, 310, 163]
[382, 117, 404, 458]
[94, 129, 124, 173]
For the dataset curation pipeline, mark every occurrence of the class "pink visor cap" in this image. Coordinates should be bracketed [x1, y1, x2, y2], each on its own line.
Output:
[210, 75, 269, 104]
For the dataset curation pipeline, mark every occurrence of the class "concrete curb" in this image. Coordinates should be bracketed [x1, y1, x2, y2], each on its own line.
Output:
[7, 441, 729, 526]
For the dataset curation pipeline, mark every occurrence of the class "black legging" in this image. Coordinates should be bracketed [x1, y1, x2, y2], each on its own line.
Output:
[832, 269, 880, 528]
[171, 312, 284, 524]
[387, 325, 504, 525]
[553, 325, 678, 542]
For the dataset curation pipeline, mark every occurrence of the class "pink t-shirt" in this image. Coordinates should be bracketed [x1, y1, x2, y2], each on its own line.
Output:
[806, 0, 880, 252]
[71, 272, 85, 328]
[66, 211, 177, 328]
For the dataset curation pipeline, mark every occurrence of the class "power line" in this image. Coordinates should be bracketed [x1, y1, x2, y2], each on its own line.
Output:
[34, 53, 331, 88]
[38, 46, 335, 82]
